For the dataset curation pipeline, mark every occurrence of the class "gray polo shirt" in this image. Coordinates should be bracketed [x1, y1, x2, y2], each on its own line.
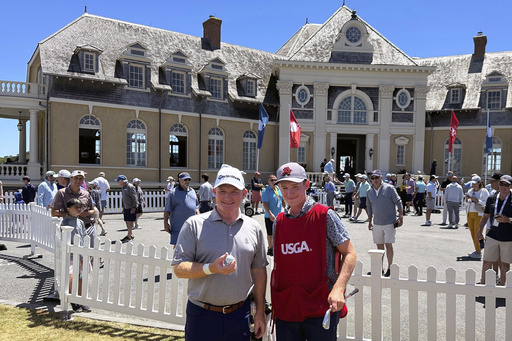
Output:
[367, 182, 402, 225]
[172, 208, 268, 306]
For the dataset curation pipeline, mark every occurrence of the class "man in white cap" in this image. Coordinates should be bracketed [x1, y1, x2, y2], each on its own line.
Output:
[271, 162, 356, 339]
[37, 170, 58, 208]
[56, 169, 71, 189]
[114, 175, 138, 242]
[93, 171, 110, 223]
[172, 164, 267, 340]
[352, 174, 370, 222]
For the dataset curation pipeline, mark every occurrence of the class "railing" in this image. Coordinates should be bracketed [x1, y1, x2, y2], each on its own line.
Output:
[0, 80, 46, 98]
[105, 191, 167, 213]
[1, 204, 510, 340]
[0, 165, 29, 179]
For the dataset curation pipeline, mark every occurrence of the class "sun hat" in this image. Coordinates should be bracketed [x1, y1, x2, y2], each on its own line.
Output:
[214, 164, 245, 190]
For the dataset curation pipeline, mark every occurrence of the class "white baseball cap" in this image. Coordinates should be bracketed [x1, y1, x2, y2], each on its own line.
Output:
[57, 169, 71, 178]
[214, 164, 245, 190]
[276, 162, 307, 184]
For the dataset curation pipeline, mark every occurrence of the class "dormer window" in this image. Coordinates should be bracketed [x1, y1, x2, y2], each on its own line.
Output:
[450, 88, 461, 104]
[482, 72, 507, 111]
[162, 51, 192, 96]
[247, 79, 255, 96]
[487, 90, 501, 110]
[118, 43, 151, 90]
[199, 58, 228, 101]
[129, 64, 144, 88]
[210, 77, 223, 99]
[84, 52, 96, 72]
[171, 71, 185, 94]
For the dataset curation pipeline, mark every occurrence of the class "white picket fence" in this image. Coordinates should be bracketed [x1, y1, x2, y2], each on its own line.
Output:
[2, 204, 510, 340]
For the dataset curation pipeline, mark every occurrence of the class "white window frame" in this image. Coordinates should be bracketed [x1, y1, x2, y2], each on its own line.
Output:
[450, 88, 461, 104]
[129, 64, 144, 89]
[84, 52, 96, 73]
[487, 90, 501, 110]
[482, 136, 502, 176]
[78, 115, 101, 164]
[298, 142, 306, 164]
[396, 145, 405, 166]
[127, 119, 147, 167]
[210, 77, 223, 100]
[242, 131, 257, 171]
[171, 71, 186, 94]
[208, 127, 224, 169]
[444, 137, 462, 176]
[247, 79, 255, 96]
[337, 95, 367, 125]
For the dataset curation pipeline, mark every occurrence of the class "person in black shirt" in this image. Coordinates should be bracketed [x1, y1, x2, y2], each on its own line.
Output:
[477, 175, 512, 286]
[21, 176, 36, 203]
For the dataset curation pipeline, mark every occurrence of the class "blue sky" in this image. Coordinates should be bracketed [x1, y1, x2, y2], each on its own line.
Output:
[1, 0, 511, 157]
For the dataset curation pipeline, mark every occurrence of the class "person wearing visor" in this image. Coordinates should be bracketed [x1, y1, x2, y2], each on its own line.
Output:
[164, 172, 199, 245]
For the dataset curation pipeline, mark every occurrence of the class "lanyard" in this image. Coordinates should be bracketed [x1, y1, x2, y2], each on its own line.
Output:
[494, 193, 510, 217]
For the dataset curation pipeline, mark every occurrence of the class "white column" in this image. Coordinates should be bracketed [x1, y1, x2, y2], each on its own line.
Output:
[366, 133, 375, 172]
[277, 81, 293, 166]
[28, 110, 39, 165]
[18, 120, 27, 164]
[413, 87, 428, 173]
[378, 86, 394, 173]
[314, 83, 329, 171]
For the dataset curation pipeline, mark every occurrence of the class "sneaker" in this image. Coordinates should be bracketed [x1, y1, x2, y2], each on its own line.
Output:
[99, 231, 107, 236]
[454, 224, 459, 229]
[424, 221, 431, 226]
[133, 225, 138, 230]
[439, 222, 447, 226]
[80, 305, 92, 312]
[349, 216, 355, 221]
[71, 303, 82, 312]
[384, 269, 391, 277]
[440, 225, 454, 229]
[469, 251, 481, 259]
[120, 236, 132, 243]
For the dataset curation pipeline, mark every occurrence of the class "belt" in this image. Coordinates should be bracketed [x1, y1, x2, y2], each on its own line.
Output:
[202, 301, 244, 314]
[84, 223, 92, 228]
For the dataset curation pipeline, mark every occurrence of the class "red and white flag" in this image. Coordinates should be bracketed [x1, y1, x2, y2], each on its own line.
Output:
[448, 110, 459, 153]
[289, 109, 301, 148]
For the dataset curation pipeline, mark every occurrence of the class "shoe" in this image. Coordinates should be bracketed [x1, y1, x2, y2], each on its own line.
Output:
[99, 231, 107, 236]
[80, 305, 92, 312]
[131, 235, 135, 240]
[440, 225, 454, 229]
[454, 224, 459, 229]
[384, 269, 391, 277]
[99, 260, 105, 269]
[352, 219, 358, 223]
[469, 251, 481, 259]
[120, 236, 132, 243]
[424, 221, 431, 226]
[439, 222, 447, 226]
[133, 225, 138, 230]
[349, 217, 355, 221]
[71, 303, 82, 312]
[267, 248, 273, 256]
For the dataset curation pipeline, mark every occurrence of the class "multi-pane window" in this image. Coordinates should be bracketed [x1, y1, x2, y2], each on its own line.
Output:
[84, 53, 95, 72]
[210, 77, 222, 99]
[487, 90, 501, 110]
[247, 80, 255, 96]
[338, 96, 367, 124]
[79, 115, 101, 164]
[129, 64, 144, 88]
[127, 119, 146, 166]
[450, 88, 460, 103]
[169, 123, 187, 167]
[208, 127, 224, 169]
[396, 145, 405, 165]
[298, 142, 306, 164]
[483, 137, 502, 176]
[242, 131, 257, 170]
[444, 138, 462, 176]
[171, 71, 185, 94]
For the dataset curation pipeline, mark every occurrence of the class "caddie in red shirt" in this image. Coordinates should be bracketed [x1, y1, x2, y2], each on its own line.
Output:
[271, 162, 357, 340]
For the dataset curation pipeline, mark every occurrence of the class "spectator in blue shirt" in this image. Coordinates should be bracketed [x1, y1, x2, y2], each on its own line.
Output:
[413, 176, 427, 216]
[37, 171, 58, 208]
[324, 176, 336, 207]
[343, 173, 355, 218]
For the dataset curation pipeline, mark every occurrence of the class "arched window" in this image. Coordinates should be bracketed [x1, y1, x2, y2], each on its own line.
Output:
[127, 119, 146, 166]
[444, 137, 462, 176]
[242, 131, 257, 171]
[79, 115, 101, 164]
[208, 127, 224, 169]
[337, 95, 367, 124]
[170, 123, 187, 167]
[483, 136, 502, 176]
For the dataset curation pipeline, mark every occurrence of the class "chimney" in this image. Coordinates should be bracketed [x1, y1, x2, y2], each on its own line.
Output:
[203, 15, 222, 50]
[473, 32, 487, 59]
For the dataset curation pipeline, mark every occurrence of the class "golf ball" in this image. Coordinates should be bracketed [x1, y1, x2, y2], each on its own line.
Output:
[225, 255, 235, 265]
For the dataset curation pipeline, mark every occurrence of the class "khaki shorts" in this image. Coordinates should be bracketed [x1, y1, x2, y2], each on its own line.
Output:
[483, 236, 512, 263]
[372, 223, 396, 244]
[426, 197, 435, 210]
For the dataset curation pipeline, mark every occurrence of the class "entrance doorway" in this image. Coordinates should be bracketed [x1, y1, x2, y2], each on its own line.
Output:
[336, 135, 366, 177]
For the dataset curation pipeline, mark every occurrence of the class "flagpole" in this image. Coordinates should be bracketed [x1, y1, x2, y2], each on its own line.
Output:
[256, 149, 260, 172]
[485, 109, 489, 184]
[288, 104, 291, 163]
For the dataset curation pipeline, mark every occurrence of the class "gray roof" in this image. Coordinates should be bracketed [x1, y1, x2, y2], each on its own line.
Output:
[417, 52, 512, 111]
[278, 6, 417, 66]
[37, 13, 282, 103]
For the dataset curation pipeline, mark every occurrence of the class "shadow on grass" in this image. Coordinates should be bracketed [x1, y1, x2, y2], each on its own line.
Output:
[19, 306, 184, 340]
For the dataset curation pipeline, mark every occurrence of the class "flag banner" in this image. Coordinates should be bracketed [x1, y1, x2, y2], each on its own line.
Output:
[485, 109, 492, 154]
[258, 103, 269, 149]
[289, 109, 301, 148]
[448, 110, 459, 153]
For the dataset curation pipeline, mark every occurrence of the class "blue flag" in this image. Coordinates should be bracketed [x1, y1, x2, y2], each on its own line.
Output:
[485, 109, 492, 154]
[258, 103, 269, 149]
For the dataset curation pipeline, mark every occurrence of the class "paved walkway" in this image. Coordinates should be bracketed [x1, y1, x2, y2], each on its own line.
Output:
[0, 207, 503, 338]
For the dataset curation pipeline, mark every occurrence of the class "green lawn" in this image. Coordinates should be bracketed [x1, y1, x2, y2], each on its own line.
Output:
[0, 304, 184, 341]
